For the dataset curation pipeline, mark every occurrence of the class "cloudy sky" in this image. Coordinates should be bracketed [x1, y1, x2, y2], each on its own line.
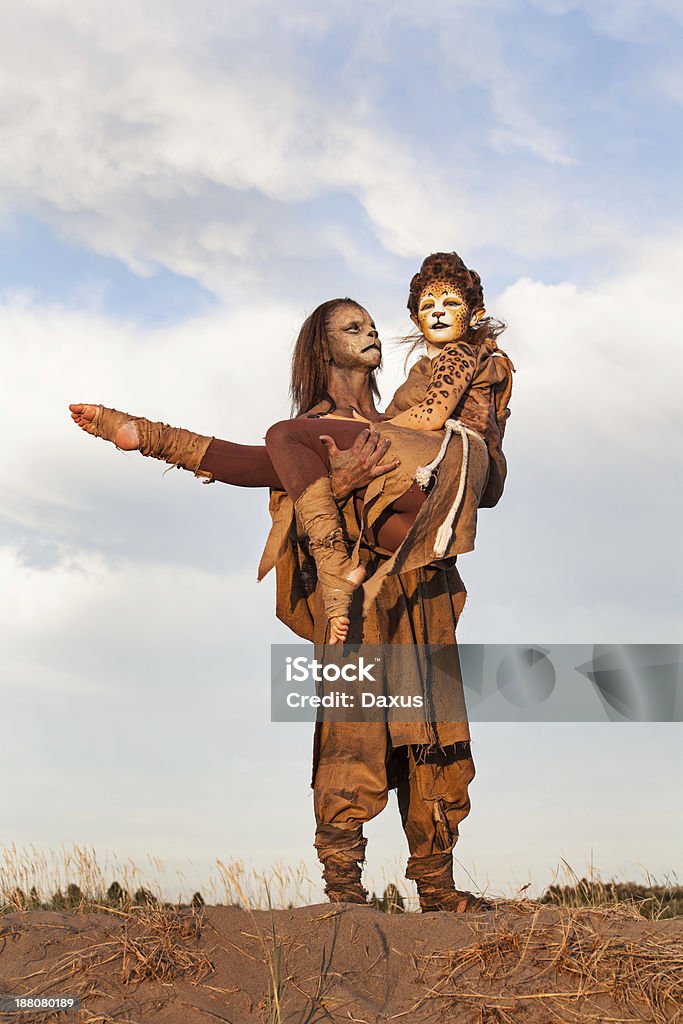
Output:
[1, 0, 682, 903]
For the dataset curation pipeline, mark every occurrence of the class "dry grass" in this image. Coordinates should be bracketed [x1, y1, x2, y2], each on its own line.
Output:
[416, 904, 683, 1023]
[113, 902, 213, 985]
[2, 901, 216, 1024]
[2, 843, 681, 921]
[52, 904, 209, 985]
[537, 859, 683, 921]
[2, 845, 682, 1023]
[0, 842, 168, 914]
[0, 845, 305, 1023]
[1, 843, 421, 920]
[0, 843, 320, 914]
[541, 879, 683, 920]
[210, 858, 317, 911]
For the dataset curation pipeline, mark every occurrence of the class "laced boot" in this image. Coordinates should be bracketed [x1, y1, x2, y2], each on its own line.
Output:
[315, 824, 368, 905]
[293, 477, 365, 639]
[407, 851, 492, 914]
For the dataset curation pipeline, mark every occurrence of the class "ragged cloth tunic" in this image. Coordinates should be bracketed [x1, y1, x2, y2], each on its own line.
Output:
[257, 339, 513, 759]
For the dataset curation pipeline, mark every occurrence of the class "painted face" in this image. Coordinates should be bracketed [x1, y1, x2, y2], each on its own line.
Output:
[326, 304, 382, 369]
[415, 280, 480, 346]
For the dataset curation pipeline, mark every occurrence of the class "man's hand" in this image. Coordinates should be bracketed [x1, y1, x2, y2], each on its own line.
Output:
[320, 428, 400, 501]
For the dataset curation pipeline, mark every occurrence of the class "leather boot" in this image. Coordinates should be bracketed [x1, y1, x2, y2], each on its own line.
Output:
[315, 824, 368, 905]
[321, 855, 369, 905]
[407, 851, 492, 914]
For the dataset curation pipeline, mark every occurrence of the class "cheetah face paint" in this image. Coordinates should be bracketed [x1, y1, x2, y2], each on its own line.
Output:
[414, 281, 482, 348]
[326, 303, 382, 369]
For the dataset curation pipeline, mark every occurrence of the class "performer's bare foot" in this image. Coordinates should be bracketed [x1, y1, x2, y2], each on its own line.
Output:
[69, 403, 140, 450]
[327, 565, 366, 644]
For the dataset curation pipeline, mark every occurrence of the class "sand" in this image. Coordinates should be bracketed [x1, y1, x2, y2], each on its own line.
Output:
[1, 901, 682, 1023]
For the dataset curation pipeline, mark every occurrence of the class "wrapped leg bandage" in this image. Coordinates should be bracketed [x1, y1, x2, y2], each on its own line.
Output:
[85, 405, 214, 481]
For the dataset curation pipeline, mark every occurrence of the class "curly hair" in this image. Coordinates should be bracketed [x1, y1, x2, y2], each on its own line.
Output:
[290, 298, 381, 416]
[406, 251, 505, 348]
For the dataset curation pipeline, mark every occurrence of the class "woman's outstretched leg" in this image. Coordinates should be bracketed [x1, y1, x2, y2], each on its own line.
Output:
[70, 403, 282, 488]
[71, 405, 427, 638]
[198, 438, 281, 488]
[265, 417, 370, 501]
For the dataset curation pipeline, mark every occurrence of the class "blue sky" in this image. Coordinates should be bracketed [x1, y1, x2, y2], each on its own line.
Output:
[1, 0, 682, 903]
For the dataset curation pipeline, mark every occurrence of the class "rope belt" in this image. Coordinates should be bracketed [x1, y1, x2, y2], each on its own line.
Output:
[415, 419, 484, 558]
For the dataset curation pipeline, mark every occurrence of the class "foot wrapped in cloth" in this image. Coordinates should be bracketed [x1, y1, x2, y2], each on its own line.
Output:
[407, 851, 492, 914]
[315, 824, 368, 905]
[293, 477, 365, 640]
[82, 405, 214, 481]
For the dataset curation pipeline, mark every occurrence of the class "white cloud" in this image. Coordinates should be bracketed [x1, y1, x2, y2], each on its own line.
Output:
[0, 543, 274, 688]
[1, 292, 297, 510]
[497, 232, 683, 463]
[0, 0, 608, 289]
[451, 234, 683, 647]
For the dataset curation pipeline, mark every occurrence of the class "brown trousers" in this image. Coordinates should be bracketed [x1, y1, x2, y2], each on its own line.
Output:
[312, 720, 475, 881]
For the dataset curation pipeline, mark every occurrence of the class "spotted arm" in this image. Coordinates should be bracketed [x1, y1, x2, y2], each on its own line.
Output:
[388, 343, 477, 430]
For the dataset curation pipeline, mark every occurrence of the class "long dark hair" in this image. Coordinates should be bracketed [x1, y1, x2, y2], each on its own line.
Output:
[404, 251, 506, 363]
[290, 298, 382, 415]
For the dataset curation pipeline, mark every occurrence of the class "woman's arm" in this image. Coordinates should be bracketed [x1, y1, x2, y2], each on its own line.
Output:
[386, 343, 477, 431]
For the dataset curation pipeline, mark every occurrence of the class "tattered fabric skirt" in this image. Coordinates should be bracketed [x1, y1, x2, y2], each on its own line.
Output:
[356, 420, 490, 614]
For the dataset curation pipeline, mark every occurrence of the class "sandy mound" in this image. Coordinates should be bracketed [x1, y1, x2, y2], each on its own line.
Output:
[1, 901, 682, 1023]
